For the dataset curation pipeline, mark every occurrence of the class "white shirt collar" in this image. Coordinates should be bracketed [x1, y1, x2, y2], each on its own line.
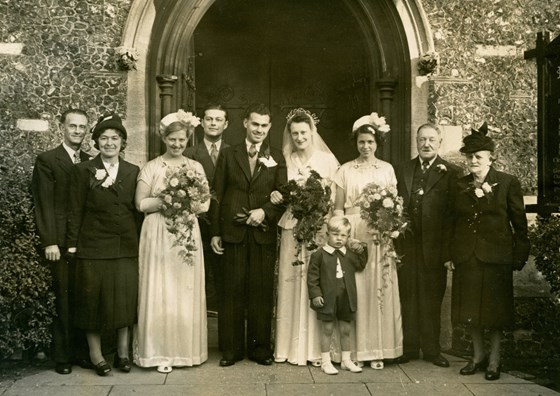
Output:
[245, 139, 262, 153]
[322, 244, 347, 255]
[62, 142, 79, 160]
[204, 138, 221, 153]
[419, 155, 437, 168]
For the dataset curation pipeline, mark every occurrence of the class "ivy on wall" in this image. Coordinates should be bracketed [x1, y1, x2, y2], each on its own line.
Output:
[423, 0, 560, 194]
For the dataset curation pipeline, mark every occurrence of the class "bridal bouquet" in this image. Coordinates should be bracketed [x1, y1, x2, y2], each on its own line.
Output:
[279, 169, 332, 266]
[356, 183, 408, 307]
[159, 164, 211, 264]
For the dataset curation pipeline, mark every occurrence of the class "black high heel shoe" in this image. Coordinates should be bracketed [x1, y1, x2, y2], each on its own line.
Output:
[485, 365, 501, 380]
[113, 354, 132, 373]
[459, 357, 489, 375]
[94, 361, 112, 376]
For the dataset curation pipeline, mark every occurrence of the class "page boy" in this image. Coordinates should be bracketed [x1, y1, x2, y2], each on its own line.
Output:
[307, 216, 367, 374]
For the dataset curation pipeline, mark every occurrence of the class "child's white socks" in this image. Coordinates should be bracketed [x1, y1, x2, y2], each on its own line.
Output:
[321, 352, 338, 375]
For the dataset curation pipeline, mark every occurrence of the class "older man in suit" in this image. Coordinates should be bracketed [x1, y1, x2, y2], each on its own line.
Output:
[210, 103, 287, 367]
[394, 123, 460, 368]
[31, 109, 92, 374]
[185, 104, 230, 316]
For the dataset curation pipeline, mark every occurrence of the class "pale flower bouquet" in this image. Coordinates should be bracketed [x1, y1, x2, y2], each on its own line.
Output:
[356, 183, 408, 307]
[159, 164, 211, 264]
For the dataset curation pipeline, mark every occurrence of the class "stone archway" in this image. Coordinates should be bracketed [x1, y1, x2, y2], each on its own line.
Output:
[120, 0, 435, 166]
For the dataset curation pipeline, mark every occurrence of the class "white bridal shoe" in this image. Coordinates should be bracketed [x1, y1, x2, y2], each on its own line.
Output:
[370, 360, 384, 370]
[157, 366, 172, 373]
[341, 360, 363, 373]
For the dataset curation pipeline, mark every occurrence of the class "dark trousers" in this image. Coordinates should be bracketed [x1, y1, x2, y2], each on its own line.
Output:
[219, 231, 276, 361]
[50, 255, 88, 363]
[398, 237, 447, 358]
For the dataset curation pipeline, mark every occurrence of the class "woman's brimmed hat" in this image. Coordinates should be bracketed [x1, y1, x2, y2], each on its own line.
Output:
[159, 109, 200, 135]
[91, 113, 127, 141]
[460, 122, 495, 153]
[352, 112, 391, 134]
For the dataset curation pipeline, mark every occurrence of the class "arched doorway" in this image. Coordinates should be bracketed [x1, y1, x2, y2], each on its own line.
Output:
[144, 0, 411, 164]
[121, 0, 437, 166]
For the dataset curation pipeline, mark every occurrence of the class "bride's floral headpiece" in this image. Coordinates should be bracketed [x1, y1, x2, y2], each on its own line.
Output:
[159, 109, 201, 134]
[286, 108, 320, 125]
[352, 112, 391, 134]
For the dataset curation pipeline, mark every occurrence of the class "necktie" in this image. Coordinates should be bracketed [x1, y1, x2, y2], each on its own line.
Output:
[210, 143, 218, 166]
[334, 249, 344, 279]
[73, 151, 81, 164]
[248, 144, 257, 158]
[422, 160, 430, 173]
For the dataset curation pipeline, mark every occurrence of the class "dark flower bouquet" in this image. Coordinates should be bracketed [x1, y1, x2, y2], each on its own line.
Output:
[159, 164, 211, 264]
[279, 169, 332, 266]
[356, 182, 408, 307]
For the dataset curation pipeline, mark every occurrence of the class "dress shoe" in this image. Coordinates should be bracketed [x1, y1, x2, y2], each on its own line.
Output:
[74, 358, 94, 370]
[113, 355, 132, 373]
[485, 365, 501, 381]
[321, 361, 338, 375]
[94, 361, 112, 376]
[55, 363, 72, 375]
[393, 355, 410, 364]
[252, 357, 273, 366]
[219, 356, 243, 367]
[429, 354, 450, 368]
[341, 360, 362, 373]
[460, 358, 488, 375]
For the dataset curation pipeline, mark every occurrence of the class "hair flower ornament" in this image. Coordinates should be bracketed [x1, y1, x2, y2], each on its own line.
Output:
[352, 112, 391, 134]
[159, 109, 201, 134]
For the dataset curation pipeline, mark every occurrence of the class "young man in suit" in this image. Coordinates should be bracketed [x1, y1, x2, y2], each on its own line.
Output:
[394, 123, 460, 367]
[210, 103, 287, 367]
[31, 109, 92, 374]
[184, 104, 230, 317]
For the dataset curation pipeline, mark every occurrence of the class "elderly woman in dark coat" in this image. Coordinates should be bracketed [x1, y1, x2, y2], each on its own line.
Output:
[448, 123, 530, 381]
[67, 114, 141, 376]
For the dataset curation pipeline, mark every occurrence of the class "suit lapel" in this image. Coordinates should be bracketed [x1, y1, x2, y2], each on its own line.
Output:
[403, 158, 416, 199]
[195, 142, 215, 175]
[251, 143, 270, 182]
[458, 173, 478, 203]
[424, 156, 445, 194]
[234, 144, 252, 182]
[54, 144, 74, 175]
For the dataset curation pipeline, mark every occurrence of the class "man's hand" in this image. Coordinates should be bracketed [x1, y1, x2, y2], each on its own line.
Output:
[45, 245, 61, 261]
[270, 190, 283, 205]
[444, 260, 455, 271]
[211, 236, 224, 255]
[312, 296, 324, 308]
[246, 208, 265, 227]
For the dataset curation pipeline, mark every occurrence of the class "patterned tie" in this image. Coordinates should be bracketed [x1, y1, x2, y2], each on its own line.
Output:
[248, 144, 257, 158]
[210, 143, 218, 166]
[422, 160, 430, 173]
[73, 151, 81, 164]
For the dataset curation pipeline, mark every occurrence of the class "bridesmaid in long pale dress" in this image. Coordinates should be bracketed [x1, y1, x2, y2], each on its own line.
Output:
[333, 115, 403, 369]
[273, 108, 340, 366]
[133, 111, 209, 373]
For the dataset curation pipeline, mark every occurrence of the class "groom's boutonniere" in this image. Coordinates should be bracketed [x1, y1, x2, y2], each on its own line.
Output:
[436, 164, 447, 173]
[257, 147, 277, 168]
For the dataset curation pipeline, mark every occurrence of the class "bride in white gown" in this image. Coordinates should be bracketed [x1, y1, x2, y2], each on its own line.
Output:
[273, 108, 340, 366]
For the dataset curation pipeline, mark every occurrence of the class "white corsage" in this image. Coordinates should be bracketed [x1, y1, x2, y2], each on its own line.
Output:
[95, 169, 107, 180]
[474, 188, 484, 198]
[436, 164, 447, 173]
[415, 187, 424, 196]
[258, 156, 278, 168]
[101, 177, 115, 188]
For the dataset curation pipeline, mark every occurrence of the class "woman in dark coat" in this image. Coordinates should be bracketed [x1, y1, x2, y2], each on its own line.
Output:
[67, 114, 141, 376]
[448, 123, 530, 380]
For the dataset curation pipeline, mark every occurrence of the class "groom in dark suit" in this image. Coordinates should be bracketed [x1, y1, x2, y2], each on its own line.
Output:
[394, 123, 460, 367]
[31, 109, 92, 374]
[210, 103, 287, 366]
[185, 104, 230, 317]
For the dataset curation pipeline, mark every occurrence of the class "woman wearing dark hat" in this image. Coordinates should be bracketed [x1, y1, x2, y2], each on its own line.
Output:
[67, 114, 141, 376]
[448, 122, 530, 380]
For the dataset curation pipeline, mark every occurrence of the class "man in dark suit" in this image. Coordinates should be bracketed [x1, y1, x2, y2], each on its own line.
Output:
[31, 109, 92, 374]
[394, 123, 460, 368]
[185, 104, 230, 316]
[210, 103, 287, 366]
